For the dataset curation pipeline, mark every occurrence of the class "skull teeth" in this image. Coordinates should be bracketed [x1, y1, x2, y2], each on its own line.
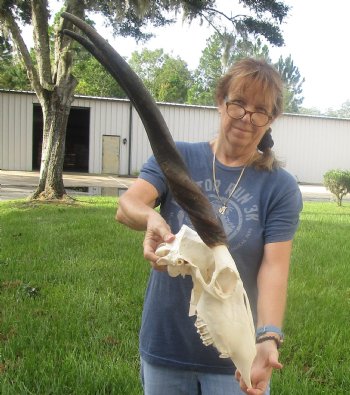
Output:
[195, 317, 214, 346]
[195, 316, 230, 357]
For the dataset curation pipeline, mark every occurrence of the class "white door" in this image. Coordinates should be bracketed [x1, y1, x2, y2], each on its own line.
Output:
[102, 135, 120, 174]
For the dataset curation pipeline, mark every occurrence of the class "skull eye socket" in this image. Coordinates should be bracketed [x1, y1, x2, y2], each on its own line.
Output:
[214, 268, 238, 296]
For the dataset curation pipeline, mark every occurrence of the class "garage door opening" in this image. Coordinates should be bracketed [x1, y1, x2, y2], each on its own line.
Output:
[32, 105, 90, 172]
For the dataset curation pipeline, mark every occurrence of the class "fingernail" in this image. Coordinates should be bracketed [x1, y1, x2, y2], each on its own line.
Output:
[164, 234, 173, 242]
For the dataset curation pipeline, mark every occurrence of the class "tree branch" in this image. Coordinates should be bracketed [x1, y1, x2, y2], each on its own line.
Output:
[53, 0, 84, 85]
[205, 7, 244, 24]
[31, 0, 54, 91]
[187, 4, 286, 47]
[0, 8, 42, 97]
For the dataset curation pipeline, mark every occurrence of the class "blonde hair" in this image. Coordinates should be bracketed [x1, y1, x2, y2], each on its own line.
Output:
[215, 58, 284, 170]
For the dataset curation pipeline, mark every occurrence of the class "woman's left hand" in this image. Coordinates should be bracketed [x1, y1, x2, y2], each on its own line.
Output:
[235, 341, 283, 394]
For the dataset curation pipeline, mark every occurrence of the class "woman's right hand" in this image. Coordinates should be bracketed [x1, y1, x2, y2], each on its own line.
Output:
[143, 211, 175, 270]
[116, 178, 175, 270]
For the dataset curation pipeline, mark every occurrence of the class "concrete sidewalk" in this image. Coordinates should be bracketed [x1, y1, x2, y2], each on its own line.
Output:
[0, 170, 135, 201]
[0, 169, 341, 202]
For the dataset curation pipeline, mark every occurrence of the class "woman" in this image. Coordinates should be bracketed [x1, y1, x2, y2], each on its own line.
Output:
[116, 58, 302, 395]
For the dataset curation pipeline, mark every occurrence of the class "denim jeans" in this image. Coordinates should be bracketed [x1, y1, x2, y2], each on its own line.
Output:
[141, 359, 270, 395]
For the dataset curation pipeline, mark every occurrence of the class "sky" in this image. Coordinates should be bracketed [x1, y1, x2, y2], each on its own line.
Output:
[268, 0, 350, 111]
[44, 1, 350, 111]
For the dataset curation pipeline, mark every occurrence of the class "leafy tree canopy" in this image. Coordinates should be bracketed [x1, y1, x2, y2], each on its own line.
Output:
[187, 33, 224, 105]
[129, 48, 192, 103]
[1, 0, 290, 43]
[186, 31, 305, 113]
[73, 55, 126, 97]
[275, 54, 305, 113]
[0, 34, 31, 89]
[325, 100, 350, 119]
[300, 100, 350, 118]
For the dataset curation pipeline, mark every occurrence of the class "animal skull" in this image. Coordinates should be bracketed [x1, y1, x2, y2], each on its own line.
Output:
[156, 225, 256, 387]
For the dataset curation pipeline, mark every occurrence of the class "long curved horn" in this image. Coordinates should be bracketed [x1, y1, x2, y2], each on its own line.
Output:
[61, 12, 227, 247]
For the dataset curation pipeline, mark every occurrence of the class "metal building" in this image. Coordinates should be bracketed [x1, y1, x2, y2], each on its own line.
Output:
[1, 89, 349, 184]
[273, 114, 350, 183]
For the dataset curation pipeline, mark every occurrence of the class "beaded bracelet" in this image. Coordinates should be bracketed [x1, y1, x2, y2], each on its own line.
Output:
[256, 335, 282, 349]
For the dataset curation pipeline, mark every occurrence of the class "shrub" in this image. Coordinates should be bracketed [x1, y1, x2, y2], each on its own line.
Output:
[323, 169, 350, 206]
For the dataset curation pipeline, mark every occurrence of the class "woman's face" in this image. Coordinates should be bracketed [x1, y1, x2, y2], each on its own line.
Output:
[218, 81, 274, 154]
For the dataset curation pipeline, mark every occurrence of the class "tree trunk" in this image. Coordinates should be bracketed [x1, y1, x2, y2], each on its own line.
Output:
[29, 0, 83, 201]
[31, 84, 76, 200]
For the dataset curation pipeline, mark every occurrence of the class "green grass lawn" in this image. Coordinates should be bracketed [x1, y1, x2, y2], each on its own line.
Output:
[0, 198, 349, 394]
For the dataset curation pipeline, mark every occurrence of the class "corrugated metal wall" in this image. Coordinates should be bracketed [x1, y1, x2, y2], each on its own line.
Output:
[71, 96, 131, 174]
[1, 90, 349, 184]
[272, 114, 350, 183]
[0, 91, 36, 170]
[130, 103, 220, 173]
[0, 91, 132, 175]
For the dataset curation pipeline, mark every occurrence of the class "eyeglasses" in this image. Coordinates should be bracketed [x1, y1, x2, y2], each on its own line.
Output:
[225, 101, 272, 127]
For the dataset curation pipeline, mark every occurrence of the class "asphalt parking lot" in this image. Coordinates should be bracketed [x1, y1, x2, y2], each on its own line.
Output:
[0, 169, 342, 202]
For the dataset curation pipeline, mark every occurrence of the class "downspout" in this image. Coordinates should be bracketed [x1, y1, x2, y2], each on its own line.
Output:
[128, 100, 133, 176]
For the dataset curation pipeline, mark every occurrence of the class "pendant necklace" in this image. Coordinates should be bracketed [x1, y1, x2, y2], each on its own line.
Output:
[212, 153, 250, 215]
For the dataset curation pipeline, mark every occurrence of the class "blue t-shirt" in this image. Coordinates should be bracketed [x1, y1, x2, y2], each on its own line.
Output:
[138, 141, 302, 374]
